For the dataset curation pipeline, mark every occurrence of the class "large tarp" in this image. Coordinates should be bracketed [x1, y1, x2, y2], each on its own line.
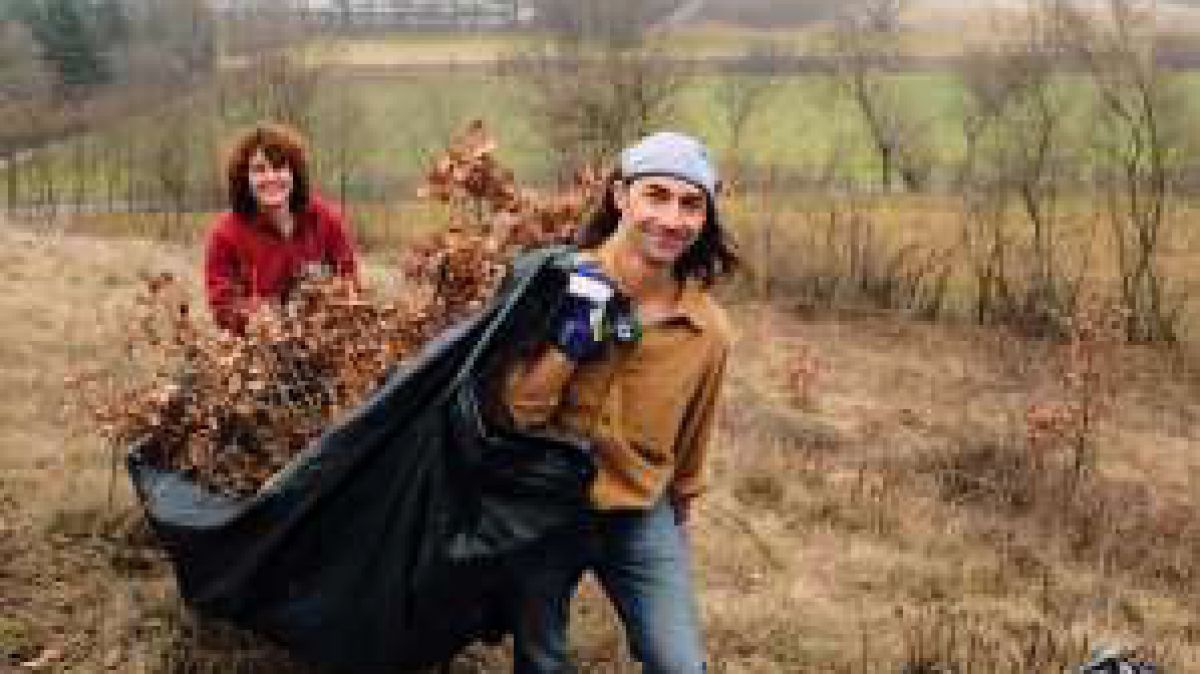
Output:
[128, 246, 593, 672]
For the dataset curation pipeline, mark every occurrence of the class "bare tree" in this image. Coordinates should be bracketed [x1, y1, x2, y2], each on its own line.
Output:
[510, 39, 684, 170]
[0, 19, 50, 103]
[955, 1, 1084, 336]
[138, 95, 218, 230]
[1063, 0, 1185, 342]
[533, 0, 676, 47]
[149, 107, 195, 231]
[0, 19, 53, 212]
[713, 41, 789, 174]
[108, 0, 213, 87]
[829, 0, 930, 191]
[217, 0, 308, 57]
[220, 50, 326, 135]
[316, 81, 370, 212]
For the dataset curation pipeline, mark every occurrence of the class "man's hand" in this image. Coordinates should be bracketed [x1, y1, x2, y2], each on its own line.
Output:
[553, 261, 616, 362]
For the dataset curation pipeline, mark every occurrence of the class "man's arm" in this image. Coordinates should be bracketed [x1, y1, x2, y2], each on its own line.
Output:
[500, 344, 578, 429]
[669, 345, 728, 524]
[501, 260, 616, 429]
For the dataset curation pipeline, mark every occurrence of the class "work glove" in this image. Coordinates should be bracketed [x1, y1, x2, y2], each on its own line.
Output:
[553, 261, 617, 362]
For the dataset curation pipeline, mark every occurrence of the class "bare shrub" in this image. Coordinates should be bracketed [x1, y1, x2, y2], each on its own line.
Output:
[1062, 0, 1188, 343]
[741, 191, 953, 319]
[929, 295, 1121, 511]
[921, 295, 1200, 601]
[1025, 293, 1124, 475]
[955, 4, 1087, 339]
[784, 341, 823, 410]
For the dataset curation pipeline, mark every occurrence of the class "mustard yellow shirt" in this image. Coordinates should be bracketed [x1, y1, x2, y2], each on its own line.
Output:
[500, 280, 731, 510]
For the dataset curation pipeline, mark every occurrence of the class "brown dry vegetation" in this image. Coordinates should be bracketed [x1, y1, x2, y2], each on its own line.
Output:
[1, 221, 1198, 672]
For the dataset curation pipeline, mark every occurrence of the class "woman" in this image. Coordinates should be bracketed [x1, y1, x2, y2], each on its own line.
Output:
[204, 122, 359, 333]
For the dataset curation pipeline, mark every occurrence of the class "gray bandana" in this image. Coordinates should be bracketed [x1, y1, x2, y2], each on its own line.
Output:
[619, 132, 717, 203]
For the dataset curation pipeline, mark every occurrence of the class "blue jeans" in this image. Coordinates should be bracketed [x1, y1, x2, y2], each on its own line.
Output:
[510, 499, 705, 674]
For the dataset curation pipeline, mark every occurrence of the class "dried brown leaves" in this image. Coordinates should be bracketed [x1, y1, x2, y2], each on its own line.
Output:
[72, 121, 603, 496]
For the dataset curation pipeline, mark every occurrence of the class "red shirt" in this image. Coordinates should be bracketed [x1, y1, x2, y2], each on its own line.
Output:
[204, 195, 359, 332]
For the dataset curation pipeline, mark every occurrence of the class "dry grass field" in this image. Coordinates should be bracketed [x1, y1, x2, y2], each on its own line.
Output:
[0, 221, 1198, 672]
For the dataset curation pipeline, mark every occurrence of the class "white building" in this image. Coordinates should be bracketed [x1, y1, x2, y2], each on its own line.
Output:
[210, 0, 535, 29]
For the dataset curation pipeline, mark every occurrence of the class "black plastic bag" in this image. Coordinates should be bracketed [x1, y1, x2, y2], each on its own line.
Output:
[128, 246, 593, 672]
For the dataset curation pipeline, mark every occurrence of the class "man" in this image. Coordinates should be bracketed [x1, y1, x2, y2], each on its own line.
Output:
[498, 132, 738, 674]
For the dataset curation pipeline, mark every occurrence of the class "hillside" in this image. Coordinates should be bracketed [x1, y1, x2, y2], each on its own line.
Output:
[0, 224, 1198, 672]
[683, 0, 1200, 33]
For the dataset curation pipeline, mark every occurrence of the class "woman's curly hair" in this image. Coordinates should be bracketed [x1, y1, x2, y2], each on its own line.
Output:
[224, 122, 311, 216]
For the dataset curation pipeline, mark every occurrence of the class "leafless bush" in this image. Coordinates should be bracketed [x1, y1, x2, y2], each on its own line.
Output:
[930, 295, 1121, 510]
[784, 341, 822, 411]
[742, 192, 952, 319]
[1062, 0, 1188, 343]
[921, 294, 1200, 602]
[954, 3, 1087, 339]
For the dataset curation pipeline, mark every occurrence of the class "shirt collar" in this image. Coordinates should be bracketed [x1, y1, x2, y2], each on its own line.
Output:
[674, 279, 713, 333]
[585, 247, 712, 332]
[251, 206, 311, 238]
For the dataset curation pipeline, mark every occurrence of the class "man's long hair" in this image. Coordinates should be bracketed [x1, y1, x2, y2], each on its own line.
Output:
[575, 171, 739, 288]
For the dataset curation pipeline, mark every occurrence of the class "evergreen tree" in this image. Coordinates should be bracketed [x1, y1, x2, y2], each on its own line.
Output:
[15, 0, 111, 89]
[93, 0, 130, 46]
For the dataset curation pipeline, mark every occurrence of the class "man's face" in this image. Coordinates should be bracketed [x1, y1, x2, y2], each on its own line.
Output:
[613, 176, 707, 267]
[247, 147, 294, 212]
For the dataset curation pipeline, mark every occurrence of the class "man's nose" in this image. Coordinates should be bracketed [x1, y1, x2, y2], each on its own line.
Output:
[662, 201, 695, 227]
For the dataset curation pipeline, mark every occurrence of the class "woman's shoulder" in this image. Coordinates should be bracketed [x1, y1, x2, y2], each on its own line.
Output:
[207, 210, 252, 242]
[306, 194, 345, 226]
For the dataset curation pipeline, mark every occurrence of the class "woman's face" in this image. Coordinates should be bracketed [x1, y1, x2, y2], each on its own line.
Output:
[247, 147, 293, 212]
